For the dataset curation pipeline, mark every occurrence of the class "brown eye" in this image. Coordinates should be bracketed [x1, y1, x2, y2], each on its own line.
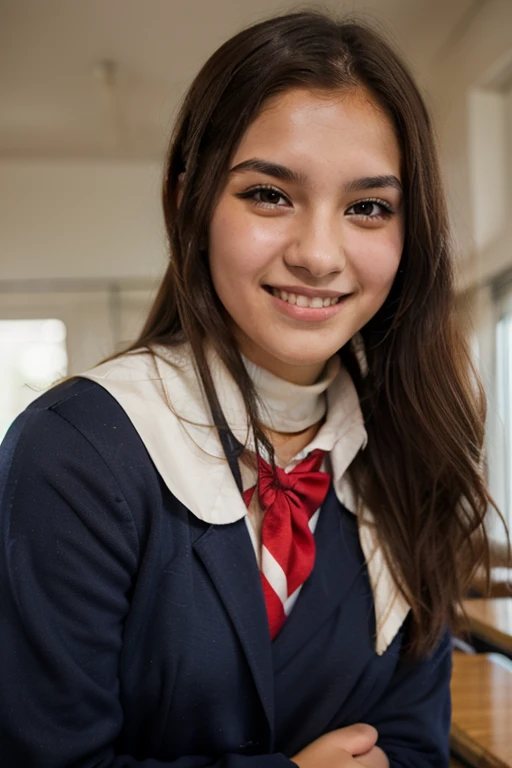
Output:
[352, 201, 377, 216]
[235, 185, 290, 207]
[258, 188, 283, 205]
[346, 199, 394, 218]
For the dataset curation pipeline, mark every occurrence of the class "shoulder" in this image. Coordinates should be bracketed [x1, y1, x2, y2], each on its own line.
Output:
[0, 376, 161, 521]
[9, 375, 148, 459]
[36, 374, 151, 450]
[11, 371, 136, 420]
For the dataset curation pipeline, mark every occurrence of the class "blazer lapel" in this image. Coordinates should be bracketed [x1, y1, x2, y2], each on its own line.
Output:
[272, 486, 368, 671]
[192, 518, 275, 740]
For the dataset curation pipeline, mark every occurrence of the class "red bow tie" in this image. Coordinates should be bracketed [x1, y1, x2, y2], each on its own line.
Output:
[244, 449, 331, 639]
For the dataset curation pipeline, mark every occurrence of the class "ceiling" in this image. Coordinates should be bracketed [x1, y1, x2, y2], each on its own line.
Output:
[0, 0, 480, 161]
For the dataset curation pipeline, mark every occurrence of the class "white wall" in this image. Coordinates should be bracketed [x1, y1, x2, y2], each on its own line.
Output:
[468, 89, 507, 254]
[0, 159, 167, 372]
[427, 0, 512, 290]
[0, 159, 167, 281]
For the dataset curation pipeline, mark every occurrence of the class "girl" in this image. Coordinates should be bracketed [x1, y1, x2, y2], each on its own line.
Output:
[0, 11, 493, 768]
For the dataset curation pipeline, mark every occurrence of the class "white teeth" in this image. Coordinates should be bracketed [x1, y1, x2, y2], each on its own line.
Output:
[271, 288, 340, 308]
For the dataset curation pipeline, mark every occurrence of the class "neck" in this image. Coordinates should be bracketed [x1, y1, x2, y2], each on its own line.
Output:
[264, 420, 324, 466]
[240, 352, 340, 465]
[242, 352, 339, 436]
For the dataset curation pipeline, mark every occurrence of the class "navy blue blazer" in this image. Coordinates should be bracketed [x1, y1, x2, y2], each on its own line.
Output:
[0, 378, 452, 768]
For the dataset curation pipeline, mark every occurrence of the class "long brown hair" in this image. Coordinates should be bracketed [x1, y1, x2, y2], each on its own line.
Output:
[119, 10, 498, 657]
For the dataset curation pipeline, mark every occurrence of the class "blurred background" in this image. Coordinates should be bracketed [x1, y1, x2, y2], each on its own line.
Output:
[1, 0, 511, 552]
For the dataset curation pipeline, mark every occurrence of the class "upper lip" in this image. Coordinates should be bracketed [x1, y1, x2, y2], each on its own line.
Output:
[267, 285, 349, 298]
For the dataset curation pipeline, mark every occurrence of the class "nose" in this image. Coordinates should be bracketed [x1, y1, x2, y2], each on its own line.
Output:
[284, 213, 346, 281]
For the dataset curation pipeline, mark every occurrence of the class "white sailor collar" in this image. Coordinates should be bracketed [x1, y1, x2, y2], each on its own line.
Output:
[79, 343, 409, 654]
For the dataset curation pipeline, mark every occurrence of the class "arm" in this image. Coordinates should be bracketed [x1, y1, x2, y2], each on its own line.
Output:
[364, 626, 452, 768]
[0, 407, 295, 768]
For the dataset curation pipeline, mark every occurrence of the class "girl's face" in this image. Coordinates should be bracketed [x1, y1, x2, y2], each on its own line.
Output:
[208, 87, 404, 385]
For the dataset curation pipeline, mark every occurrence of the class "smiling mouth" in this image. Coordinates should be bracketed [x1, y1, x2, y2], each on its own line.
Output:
[264, 286, 345, 308]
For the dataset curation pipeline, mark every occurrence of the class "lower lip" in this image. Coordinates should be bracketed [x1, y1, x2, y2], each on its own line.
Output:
[266, 290, 348, 322]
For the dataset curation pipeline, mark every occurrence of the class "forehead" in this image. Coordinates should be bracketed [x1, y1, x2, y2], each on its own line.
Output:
[231, 87, 401, 179]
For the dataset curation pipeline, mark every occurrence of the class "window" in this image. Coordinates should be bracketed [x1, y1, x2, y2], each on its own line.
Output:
[494, 279, 512, 536]
[0, 319, 68, 441]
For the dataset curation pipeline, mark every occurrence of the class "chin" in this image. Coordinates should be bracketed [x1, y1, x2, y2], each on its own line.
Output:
[275, 335, 348, 363]
[264, 342, 340, 370]
[235, 324, 347, 376]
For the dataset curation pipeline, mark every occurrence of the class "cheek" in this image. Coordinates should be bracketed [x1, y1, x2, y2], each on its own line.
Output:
[209, 211, 282, 287]
[349, 226, 403, 295]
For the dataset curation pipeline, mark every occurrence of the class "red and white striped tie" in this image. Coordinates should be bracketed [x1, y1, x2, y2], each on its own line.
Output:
[243, 449, 331, 639]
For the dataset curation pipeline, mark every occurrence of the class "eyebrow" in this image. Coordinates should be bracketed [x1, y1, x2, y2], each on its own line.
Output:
[228, 158, 402, 193]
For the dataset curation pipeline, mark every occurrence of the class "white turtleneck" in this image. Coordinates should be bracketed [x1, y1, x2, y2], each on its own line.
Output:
[79, 342, 410, 655]
[242, 353, 340, 436]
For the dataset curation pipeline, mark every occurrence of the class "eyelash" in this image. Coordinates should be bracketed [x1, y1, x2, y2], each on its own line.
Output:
[235, 183, 396, 219]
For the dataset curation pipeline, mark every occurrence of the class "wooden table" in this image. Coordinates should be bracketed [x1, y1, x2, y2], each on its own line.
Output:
[462, 598, 512, 655]
[451, 652, 512, 767]
[471, 568, 512, 598]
